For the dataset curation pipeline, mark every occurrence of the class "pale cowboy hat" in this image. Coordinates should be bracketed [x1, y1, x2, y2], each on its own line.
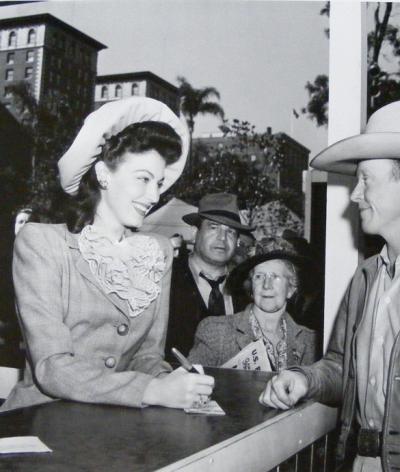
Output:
[310, 100, 400, 175]
[58, 97, 190, 195]
[182, 193, 254, 234]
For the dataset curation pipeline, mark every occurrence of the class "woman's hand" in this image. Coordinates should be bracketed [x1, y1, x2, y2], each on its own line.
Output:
[143, 367, 215, 409]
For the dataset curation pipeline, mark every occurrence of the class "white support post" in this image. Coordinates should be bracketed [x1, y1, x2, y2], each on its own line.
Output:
[323, 1, 367, 350]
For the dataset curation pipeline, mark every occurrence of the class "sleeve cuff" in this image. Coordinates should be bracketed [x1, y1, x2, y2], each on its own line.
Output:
[287, 366, 317, 400]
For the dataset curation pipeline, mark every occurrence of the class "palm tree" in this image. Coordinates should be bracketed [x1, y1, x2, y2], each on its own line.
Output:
[177, 77, 224, 134]
[177, 76, 224, 171]
[177, 76, 224, 134]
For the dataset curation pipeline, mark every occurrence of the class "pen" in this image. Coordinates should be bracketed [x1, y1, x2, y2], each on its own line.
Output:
[171, 347, 201, 374]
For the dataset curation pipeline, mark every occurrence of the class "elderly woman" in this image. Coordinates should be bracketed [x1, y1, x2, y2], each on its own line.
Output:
[2, 97, 214, 412]
[188, 238, 318, 370]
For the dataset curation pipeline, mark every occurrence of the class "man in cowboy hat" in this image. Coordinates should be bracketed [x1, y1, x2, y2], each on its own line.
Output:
[259, 100, 400, 472]
[165, 193, 253, 358]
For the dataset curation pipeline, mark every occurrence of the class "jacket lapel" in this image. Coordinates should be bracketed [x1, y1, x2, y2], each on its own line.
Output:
[284, 313, 305, 365]
[180, 256, 211, 319]
[232, 307, 256, 349]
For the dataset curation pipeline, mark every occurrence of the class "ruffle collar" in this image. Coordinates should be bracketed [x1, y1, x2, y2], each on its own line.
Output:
[78, 225, 166, 318]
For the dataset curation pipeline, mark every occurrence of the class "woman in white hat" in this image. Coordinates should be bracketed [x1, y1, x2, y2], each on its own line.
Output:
[2, 97, 214, 412]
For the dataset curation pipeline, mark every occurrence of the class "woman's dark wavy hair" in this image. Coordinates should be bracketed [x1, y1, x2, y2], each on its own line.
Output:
[66, 121, 182, 233]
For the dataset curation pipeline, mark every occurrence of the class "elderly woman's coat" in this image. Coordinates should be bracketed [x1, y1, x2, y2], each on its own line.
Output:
[188, 305, 318, 368]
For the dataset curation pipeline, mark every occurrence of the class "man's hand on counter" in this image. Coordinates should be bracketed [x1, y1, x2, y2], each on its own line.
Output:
[258, 370, 309, 410]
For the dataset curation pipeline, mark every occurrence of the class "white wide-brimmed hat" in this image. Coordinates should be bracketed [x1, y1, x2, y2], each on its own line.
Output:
[58, 97, 190, 195]
[310, 100, 400, 175]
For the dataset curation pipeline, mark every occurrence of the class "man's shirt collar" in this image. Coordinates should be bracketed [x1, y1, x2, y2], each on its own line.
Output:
[379, 245, 400, 279]
[188, 253, 227, 285]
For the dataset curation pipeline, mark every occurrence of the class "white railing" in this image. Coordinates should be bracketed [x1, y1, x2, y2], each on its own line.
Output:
[160, 401, 339, 472]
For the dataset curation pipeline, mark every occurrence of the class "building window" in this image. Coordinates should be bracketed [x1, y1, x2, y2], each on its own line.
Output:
[101, 86, 108, 99]
[69, 42, 76, 57]
[26, 50, 34, 62]
[5, 69, 14, 81]
[8, 31, 17, 47]
[115, 84, 122, 98]
[25, 67, 33, 79]
[28, 28, 36, 45]
[131, 83, 138, 95]
[7, 52, 14, 64]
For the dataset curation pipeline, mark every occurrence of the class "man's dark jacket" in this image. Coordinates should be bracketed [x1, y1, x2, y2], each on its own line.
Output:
[165, 252, 247, 360]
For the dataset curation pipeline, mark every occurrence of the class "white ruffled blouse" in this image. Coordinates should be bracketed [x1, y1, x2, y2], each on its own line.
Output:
[78, 225, 166, 318]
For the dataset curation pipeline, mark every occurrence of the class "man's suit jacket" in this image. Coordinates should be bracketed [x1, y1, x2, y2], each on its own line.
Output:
[165, 252, 247, 359]
[1, 223, 172, 412]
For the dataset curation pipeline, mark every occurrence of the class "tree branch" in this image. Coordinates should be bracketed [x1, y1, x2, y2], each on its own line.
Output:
[372, 2, 392, 64]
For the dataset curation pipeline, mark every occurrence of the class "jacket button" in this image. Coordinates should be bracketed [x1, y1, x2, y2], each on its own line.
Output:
[105, 356, 116, 368]
[117, 324, 129, 336]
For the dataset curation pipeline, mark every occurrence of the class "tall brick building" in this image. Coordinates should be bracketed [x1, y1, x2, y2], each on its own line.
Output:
[95, 71, 180, 114]
[274, 132, 309, 196]
[0, 13, 106, 124]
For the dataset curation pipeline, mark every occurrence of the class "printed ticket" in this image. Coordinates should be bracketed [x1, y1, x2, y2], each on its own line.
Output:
[184, 400, 226, 416]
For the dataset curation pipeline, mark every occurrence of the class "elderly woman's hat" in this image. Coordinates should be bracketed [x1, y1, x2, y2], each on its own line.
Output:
[182, 193, 254, 234]
[311, 100, 400, 175]
[227, 237, 309, 291]
[58, 97, 190, 195]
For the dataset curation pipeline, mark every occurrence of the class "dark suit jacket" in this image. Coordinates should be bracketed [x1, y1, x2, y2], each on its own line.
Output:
[188, 305, 318, 368]
[165, 252, 247, 359]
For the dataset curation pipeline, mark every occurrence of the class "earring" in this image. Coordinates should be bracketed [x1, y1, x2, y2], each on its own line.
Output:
[99, 179, 108, 190]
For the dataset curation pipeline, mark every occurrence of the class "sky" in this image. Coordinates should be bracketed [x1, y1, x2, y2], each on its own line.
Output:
[0, 0, 330, 157]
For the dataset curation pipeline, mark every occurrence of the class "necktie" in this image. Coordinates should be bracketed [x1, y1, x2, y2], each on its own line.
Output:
[199, 273, 226, 316]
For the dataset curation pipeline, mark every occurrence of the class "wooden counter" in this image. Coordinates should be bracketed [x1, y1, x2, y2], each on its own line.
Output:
[0, 368, 338, 471]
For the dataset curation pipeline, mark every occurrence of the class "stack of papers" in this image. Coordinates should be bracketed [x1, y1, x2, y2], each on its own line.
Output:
[0, 436, 52, 454]
[222, 339, 271, 371]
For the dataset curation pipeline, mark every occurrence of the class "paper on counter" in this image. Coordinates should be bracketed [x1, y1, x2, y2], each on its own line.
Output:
[193, 364, 204, 375]
[184, 400, 226, 416]
[221, 339, 271, 371]
[0, 436, 52, 454]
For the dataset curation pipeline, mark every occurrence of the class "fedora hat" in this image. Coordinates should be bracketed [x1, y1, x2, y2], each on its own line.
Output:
[58, 97, 189, 195]
[310, 100, 400, 175]
[182, 193, 254, 233]
[226, 237, 309, 292]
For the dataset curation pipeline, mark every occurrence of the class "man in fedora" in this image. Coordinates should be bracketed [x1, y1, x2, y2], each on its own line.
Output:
[165, 193, 253, 358]
[259, 101, 400, 472]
